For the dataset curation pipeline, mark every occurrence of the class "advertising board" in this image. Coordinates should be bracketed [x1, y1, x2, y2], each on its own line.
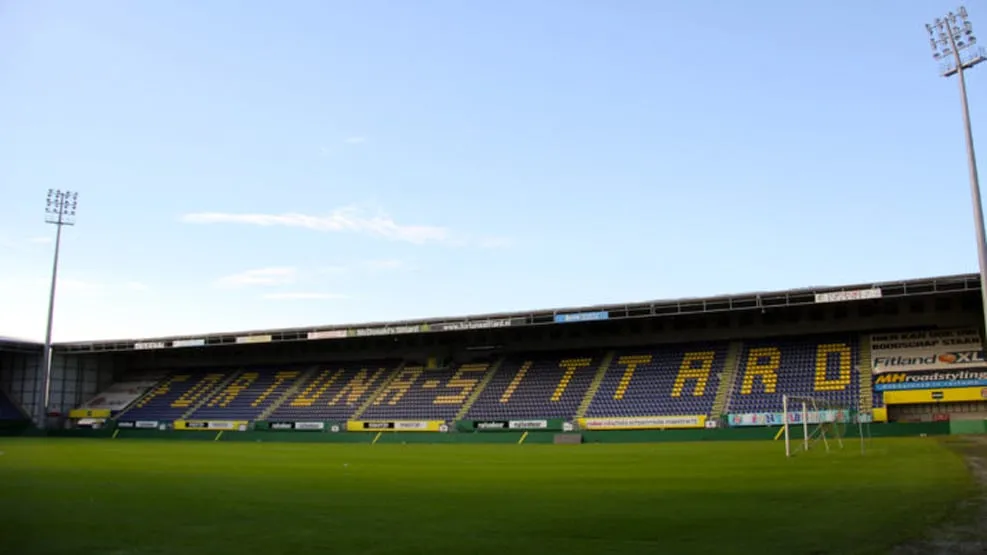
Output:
[871, 328, 984, 373]
[578, 415, 706, 430]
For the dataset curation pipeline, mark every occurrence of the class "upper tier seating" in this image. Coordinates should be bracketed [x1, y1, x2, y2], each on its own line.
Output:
[465, 351, 601, 420]
[586, 343, 727, 417]
[727, 336, 860, 414]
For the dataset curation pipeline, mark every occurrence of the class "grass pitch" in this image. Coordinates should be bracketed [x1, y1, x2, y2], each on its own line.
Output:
[0, 437, 975, 555]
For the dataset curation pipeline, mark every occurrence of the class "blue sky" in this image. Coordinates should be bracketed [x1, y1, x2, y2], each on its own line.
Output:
[1, 1, 984, 341]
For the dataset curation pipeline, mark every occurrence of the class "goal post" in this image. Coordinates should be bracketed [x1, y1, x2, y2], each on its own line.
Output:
[782, 394, 860, 457]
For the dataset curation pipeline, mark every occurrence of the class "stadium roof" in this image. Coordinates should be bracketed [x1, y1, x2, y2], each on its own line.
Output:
[45, 272, 982, 353]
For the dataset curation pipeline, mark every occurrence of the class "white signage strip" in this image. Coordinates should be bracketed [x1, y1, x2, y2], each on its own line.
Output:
[814, 288, 882, 304]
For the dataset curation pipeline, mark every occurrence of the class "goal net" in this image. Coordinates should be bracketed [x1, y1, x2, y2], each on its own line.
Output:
[782, 394, 858, 457]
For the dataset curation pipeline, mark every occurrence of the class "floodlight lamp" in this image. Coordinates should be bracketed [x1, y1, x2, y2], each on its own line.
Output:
[960, 6, 968, 19]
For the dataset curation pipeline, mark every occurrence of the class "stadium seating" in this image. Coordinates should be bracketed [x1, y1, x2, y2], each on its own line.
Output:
[726, 336, 860, 414]
[0, 389, 26, 420]
[585, 343, 728, 417]
[118, 370, 237, 422]
[267, 360, 400, 422]
[107, 334, 874, 426]
[188, 368, 311, 421]
[465, 351, 601, 420]
[361, 361, 494, 421]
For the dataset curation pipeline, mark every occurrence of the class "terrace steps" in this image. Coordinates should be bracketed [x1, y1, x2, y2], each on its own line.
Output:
[711, 341, 743, 417]
[455, 357, 505, 421]
[351, 361, 406, 420]
[575, 351, 615, 418]
[258, 367, 318, 421]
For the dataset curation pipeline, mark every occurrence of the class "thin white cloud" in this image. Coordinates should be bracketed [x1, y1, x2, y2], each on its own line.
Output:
[183, 207, 453, 245]
[262, 292, 348, 301]
[344, 136, 367, 144]
[477, 236, 513, 249]
[214, 267, 297, 288]
[28, 236, 52, 245]
[126, 281, 150, 292]
[361, 259, 405, 271]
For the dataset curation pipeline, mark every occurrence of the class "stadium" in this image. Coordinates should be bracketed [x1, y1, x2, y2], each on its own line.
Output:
[4, 3, 987, 555]
[2, 272, 987, 554]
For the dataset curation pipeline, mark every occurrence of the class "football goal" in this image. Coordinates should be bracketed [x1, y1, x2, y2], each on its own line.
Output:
[782, 394, 869, 457]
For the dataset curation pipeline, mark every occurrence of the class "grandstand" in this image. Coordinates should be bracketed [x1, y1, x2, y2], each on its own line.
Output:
[1, 273, 986, 432]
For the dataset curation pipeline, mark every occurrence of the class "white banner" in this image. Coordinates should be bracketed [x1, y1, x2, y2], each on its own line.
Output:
[509, 420, 547, 429]
[134, 341, 166, 350]
[871, 328, 984, 373]
[580, 415, 705, 430]
[236, 334, 272, 344]
[207, 421, 235, 430]
[394, 421, 428, 430]
[307, 330, 347, 340]
[814, 288, 882, 304]
[136, 421, 159, 429]
[172, 338, 205, 348]
[294, 422, 325, 430]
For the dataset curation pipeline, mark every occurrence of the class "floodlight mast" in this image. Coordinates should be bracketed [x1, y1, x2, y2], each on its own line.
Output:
[40, 189, 78, 429]
[926, 7, 987, 336]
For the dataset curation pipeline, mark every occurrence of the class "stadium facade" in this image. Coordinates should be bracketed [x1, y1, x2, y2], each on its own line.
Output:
[2, 273, 987, 434]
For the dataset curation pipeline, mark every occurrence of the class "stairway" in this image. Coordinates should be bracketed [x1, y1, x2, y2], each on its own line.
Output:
[858, 334, 874, 413]
[455, 357, 504, 420]
[576, 351, 615, 418]
[350, 362, 405, 420]
[180, 370, 242, 420]
[257, 367, 318, 421]
[711, 341, 743, 417]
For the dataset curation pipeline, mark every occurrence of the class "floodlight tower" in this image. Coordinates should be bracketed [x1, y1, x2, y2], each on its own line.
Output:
[39, 189, 78, 428]
[926, 7, 987, 335]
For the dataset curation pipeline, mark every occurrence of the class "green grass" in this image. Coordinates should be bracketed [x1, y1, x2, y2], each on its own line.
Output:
[0, 437, 975, 555]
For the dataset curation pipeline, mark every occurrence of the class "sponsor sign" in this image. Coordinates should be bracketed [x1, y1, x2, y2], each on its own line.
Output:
[475, 421, 508, 430]
[236, 334, 272, 344]
[135, 421, 159, 429]
[349, 325, 424, 337]
[578, 415, 706, 430]
[294, 422, 325, 431]
[509, 420, 547, 430]
[117, 421, 135, 428]
[174, 420, 247, 430]
[134, 341, 166, 350]
[434, 318, 516, 331]
[814, 288, 882, 304]
[727, 411, 850, 427]
[871, 328, 984, 373]
[270, 422, 293, 430]
[873, 369, 987, 391]
[347, 420, 443, 432]
[330, 425, 340, 433]
[884, 386, 987, 405]
[68, 408, 111, 419]
[554, 311, 609, 323]
[172, 338, 206, 348]
[307, 330, 348, 340]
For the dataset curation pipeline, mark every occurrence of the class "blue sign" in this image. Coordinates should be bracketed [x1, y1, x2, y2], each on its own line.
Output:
[554, 311, 609, 323]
